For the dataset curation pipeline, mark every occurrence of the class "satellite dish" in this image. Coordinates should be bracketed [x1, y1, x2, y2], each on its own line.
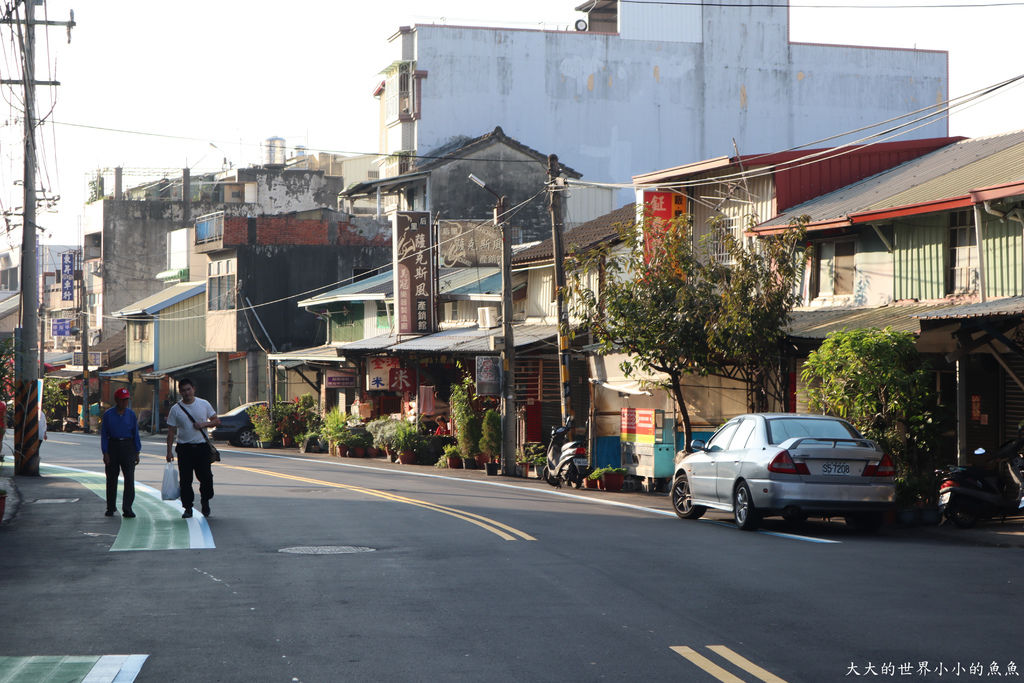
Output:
[575, 19, 588, 31]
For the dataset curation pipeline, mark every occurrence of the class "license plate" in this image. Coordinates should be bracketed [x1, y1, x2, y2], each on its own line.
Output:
[939, 491, 951, 506]
[574, 457, 589, 467]
[818, 461, 852, 475]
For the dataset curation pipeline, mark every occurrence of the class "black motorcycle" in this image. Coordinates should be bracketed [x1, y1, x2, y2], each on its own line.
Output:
[937, 426, 1024, 529]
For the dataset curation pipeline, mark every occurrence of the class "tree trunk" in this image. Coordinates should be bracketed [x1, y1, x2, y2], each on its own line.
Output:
[670, 374, 693, 452]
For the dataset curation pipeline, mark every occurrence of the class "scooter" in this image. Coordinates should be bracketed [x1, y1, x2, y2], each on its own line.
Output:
[937, 426, 1024, 529]
[542, 417, 590, 489]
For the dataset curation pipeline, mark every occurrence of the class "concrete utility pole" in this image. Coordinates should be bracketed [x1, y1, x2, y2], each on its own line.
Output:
[548, 155, 573, 425]
[469, 174, 517, 475]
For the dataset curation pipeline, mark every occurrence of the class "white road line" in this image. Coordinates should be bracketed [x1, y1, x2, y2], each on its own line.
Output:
[83, 655, 148, 683]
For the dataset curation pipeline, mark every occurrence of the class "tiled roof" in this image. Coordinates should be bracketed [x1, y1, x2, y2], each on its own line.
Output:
[512, 204, 634, 266]
[415, 126, 581, 178]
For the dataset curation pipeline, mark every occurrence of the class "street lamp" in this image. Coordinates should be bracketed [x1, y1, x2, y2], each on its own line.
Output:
[468, 174, 517, 477]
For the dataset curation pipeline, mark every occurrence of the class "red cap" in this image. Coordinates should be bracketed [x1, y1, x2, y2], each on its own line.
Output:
[115, 388, 130, 400]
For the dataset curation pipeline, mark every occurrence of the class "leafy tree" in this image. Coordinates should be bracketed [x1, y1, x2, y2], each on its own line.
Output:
[571, 214, 720, 450]
[570, 213, 806, 450]
[42, 378, 69, 421]
[800, 327, 941, 488]
[708, 219, 807, 412]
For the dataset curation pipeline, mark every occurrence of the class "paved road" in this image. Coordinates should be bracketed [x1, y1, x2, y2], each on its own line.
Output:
[1, 433, 1022, 682]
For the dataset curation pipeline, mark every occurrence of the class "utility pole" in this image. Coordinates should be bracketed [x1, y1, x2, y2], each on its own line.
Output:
[548, 155, 573, 425]
[79, 250, 91, 433]
[469, 174, 517, 475]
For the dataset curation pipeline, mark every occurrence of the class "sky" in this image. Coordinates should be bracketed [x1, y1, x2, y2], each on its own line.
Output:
[2, 0, 1022, 248]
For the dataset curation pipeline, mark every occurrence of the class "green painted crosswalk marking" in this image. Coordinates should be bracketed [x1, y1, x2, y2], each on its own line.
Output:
[0, 654, 148, 682]
[40, 464, 193, 551]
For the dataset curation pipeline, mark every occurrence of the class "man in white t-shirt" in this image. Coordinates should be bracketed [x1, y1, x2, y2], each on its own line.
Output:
[165, 378, 220, 519]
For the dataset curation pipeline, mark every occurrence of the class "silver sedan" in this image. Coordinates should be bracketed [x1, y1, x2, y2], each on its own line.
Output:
[671, 413, 895, 531]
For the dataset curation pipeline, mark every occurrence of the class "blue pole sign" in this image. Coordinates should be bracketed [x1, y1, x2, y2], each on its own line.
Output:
[51, 319, 70, 336]
[61, 252, 75, 302]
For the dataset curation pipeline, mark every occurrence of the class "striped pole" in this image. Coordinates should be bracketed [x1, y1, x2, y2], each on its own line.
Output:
[14, 379, 40, 476]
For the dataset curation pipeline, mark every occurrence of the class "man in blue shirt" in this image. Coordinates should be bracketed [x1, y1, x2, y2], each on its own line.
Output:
[101, 387, 142, 518]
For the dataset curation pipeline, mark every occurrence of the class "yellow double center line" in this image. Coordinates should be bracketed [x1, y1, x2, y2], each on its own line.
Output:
[226, 464, 535, 541]
[671, 645, 788, 682]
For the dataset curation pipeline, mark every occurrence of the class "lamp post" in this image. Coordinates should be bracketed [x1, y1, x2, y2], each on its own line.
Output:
[468, 174, 517, 476]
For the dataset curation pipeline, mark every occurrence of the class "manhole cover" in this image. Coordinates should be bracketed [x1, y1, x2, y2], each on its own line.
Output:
[278, 545, 376, 555]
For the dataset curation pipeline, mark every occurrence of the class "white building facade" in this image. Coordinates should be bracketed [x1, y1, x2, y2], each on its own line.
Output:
[376, 0, 948, 191]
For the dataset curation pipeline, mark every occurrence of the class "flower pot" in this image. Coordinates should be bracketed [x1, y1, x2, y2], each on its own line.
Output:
[336, 444, 349, 458]
[919, 507, 941, 526]
[350, 446, 366, 458]
[585, 477, 598, 489]
[398, 450, 417, 465]
[366, 446, 379, 458]
[475, 454, 491, 468]
[446, 455, 462, 468]
[485, 462, 500, 476]
[599, 472, 624, 492]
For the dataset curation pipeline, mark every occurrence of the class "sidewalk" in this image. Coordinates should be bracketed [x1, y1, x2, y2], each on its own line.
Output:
[4, 443, 1024, 547]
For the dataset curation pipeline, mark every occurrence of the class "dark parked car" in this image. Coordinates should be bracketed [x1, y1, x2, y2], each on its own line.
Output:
[211, 401, 265, 448]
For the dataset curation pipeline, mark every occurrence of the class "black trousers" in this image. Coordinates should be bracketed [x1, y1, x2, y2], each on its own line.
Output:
[105, 439, 137, 513]
[176, 442, 214, 510]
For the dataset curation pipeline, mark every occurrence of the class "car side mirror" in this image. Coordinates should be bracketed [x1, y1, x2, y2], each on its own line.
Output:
[690, 439, 706, 452]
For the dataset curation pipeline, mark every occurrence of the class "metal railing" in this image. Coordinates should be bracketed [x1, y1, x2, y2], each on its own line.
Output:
[195, 211, 225, 244]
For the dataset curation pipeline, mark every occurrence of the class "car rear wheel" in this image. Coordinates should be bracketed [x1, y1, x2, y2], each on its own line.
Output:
[671, 472, 705, 520]
[237, 428, 258, 448]
[733, 482, 760, 531]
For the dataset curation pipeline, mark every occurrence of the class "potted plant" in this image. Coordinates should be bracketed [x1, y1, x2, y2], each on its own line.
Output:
[392, 421, 420, 464]
[478, 408, 501, 468]
[590, 466, 627, 492]
[517, 442, 545, 478]
[367, 417, 401, 461]
[321, 409, 350, 457]
[436, 443, 463, 469]
[249, 404, 281, 447]
[346, 429, 373, 457]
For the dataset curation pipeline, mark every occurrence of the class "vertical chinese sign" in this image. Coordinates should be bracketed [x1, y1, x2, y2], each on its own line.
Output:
[393, 211, 435, 334]
[642, 190, 686, 262]
[61, 252, 75, 302]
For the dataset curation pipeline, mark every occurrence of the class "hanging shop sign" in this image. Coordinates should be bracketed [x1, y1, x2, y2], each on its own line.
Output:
[366, 356, 400, 391]
[438, 220, 502, 268]
[393, 211, 435, 334]
[475, 355, 501, 397]
[389, 367, 414, 393]
[324, 369, 357, 389]
[61, 252, 76, 301]
[620, 408, 657, 444]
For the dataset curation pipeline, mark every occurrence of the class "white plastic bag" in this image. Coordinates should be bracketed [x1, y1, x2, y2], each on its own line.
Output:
[161, 461, 180, 501]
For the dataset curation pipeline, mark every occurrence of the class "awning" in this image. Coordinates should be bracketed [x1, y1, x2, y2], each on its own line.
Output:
[98, 362, 153, 378]
[140, 357, 215, 381]
[588, 353, 669, 394]
[267, 345, 347, 363]
[45, 369, 82, 379]
[787, 302, 957, 340]
[914, 296, 1024, 321]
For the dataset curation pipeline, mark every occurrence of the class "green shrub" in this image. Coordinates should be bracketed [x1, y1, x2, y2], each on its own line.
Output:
[320, 408, 349, 445]
[588, 466, 626, 481]
[249, 404, 280, 442]
[479, 409, 501, 460]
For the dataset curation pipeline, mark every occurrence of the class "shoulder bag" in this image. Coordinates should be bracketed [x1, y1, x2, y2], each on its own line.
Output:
[177, 401, 221, 463]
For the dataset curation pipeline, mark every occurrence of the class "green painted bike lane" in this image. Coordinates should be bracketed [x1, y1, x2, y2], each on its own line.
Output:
[0, 655, 147, 683]
[40, 463, 215, 550]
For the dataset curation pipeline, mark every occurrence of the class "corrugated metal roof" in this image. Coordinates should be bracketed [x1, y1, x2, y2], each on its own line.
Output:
[268, 344, 347, 362]
[302, 267, 504, 306]
[389, 324, 558, 353]
[299, 271, 392, 306]
[787, 302, 957, 339]
[113, 282, 205, 316]
[761, 131, 1024, 228]
[97, 361, 152, 377]
[914, 295, 1024, 320]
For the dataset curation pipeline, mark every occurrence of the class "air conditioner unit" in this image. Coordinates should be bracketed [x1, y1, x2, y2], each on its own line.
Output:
[477, 306, 499, 329]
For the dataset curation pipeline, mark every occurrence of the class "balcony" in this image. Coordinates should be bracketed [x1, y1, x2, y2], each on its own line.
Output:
[195, 211, 225, 252]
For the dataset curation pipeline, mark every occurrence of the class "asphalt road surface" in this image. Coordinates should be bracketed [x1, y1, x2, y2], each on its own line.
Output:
[1, 433, 1021, 682]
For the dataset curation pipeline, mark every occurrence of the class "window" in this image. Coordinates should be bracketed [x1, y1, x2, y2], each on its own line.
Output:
[131, 322, 149, 342]
[731, 418, 757, 450]
[706, 421, 740, 452]
[384, 61, 415, 122]
[947, 210, 977, 295]
[207, 258, 236, 311]
[810, 240, 856, 299]
[711, 216, 740, 265]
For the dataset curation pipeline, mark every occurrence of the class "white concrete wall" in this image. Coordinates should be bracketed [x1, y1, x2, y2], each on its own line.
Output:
[389, 8, 946, 196]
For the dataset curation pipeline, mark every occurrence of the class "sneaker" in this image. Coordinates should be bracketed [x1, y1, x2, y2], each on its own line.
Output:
[105, 509, 115, 517]
[181, 508, 193, 518]
[122, 511, 136, 518]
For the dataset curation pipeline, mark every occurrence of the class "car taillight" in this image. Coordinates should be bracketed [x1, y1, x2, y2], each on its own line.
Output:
[768, 450, 810, 475]
[863, 453, 896, 477]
